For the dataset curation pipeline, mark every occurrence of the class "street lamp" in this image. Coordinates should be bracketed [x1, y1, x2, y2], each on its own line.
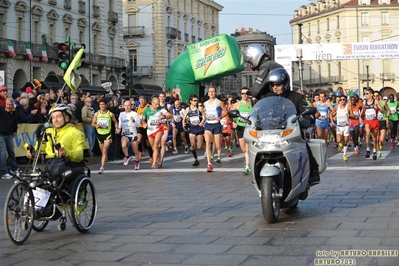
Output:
[296, 48, 304, 94]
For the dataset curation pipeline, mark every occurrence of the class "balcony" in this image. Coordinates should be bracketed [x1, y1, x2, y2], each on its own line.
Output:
[0, 38, 125, 70]
[191, 35, 196, 43]
[177, 31, 181, 40]
[165, 27, 177, 39]
[108, 11, 118, 23]
[49, 0, 56, 5]
[123, 26, 145, 37]
[359, 73, 376, 81]
[184, 33, 189, 42]
[380, 73, 396, 81]
[93, 5, 100, 17]
[78, 1, 86, 14]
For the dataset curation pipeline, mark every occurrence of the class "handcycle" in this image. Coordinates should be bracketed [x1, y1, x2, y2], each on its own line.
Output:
[3, 123, 98, 245]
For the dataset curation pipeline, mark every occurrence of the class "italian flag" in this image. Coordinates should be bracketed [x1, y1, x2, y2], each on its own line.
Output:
[26, 43, 33, 60]
[8, 40, 16, 57]
[41, 45, 48, 62]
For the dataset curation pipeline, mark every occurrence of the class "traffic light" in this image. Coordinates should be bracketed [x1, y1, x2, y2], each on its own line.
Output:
[57, 42, 70, 70]
[121, 65, 132, 87]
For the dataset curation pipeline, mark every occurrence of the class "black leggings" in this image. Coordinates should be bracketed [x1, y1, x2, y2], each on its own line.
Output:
[390, 120, 398, 140]
[350, 125, 360, 147]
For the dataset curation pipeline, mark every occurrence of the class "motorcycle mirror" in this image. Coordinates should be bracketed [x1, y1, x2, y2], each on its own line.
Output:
[228, 110, 240, 118]
[302, 106, 317, 116]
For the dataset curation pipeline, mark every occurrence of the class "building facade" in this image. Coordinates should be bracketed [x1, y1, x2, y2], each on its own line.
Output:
[122, 0, 223, 89]
[0, 0, 125, 93]
[290, 0, 399, 96]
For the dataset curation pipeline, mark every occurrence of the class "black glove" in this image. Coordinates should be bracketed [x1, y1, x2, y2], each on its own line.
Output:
[299, 118, 311, 128]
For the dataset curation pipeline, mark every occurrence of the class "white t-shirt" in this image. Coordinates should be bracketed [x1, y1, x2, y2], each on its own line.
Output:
[118, 111, 141, 137]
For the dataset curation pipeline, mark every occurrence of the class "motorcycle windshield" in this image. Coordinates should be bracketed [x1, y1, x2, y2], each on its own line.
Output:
[252, 96, 297, 130]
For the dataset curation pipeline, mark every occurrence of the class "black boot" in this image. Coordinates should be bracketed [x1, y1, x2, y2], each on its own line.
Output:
[308, 170, 320, 186]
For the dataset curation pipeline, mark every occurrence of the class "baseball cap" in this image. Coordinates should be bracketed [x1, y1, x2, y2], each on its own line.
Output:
[26, 87, 33, 94]
[383, 96, 388, 100]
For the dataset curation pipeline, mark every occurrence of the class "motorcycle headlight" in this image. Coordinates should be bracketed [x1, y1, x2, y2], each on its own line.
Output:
[253, 133, 289, 149]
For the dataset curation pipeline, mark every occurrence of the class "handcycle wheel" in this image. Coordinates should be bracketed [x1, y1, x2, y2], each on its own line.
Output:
[32, 220, 49, 232]
[71, 176, 97, 233]
[4, 182, 35, 245]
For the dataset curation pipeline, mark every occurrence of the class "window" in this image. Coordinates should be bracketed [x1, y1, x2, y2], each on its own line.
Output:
[18, 17, 23, 41]
[326, 18, 329, 31]
[308, 23, 311, 36]
[128, 14, 136, 26]
[361, 12, 369, 26]
[129, 50, 138, 71]
[381, 12, 389, 25]
[317, 20, 320, 34]
[0, 14, 3, 38]
[336, 15, 340, 29]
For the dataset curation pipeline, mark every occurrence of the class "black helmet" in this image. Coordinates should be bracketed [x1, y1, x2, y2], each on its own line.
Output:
[266, 68, 291, 92]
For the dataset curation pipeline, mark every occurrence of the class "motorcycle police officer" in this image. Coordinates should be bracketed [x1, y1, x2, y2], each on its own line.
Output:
[242, 44, 284, 98]
[253, 67, 321, 186]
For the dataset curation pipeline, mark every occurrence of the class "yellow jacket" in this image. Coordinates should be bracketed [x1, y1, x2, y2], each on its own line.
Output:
[36, 123, 84, 162]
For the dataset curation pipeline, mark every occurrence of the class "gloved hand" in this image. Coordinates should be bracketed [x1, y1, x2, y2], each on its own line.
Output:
[299, 118, 311, 128]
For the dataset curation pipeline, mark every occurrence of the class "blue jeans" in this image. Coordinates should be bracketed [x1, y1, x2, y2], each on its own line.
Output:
[84, 125, 96, 154]
[0, 134, 19, 175]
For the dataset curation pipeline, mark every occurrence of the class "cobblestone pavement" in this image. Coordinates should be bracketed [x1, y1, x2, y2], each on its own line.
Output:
[0, 144, 398, 266]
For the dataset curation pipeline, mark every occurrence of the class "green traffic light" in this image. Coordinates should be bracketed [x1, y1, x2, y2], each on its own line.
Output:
[59, 61, 69, 70]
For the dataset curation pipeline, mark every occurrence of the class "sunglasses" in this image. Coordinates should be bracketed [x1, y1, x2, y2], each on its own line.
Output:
[241, 92, 249, 95]
[340, 98, 346, 101]
[271, 82, 283, 87]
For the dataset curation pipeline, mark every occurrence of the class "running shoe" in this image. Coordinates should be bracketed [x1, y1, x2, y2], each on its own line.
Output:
[10, 168, 21, 175]
[210, 155, 214, 162]
[242, 166, 249, 175]
[228, 151, 233, 157]
[338, 143, 343, 152]
[224, 145, 228, 150]
[123, 157, 130, 166]
[365, 150, 370, 158]
[373, 152, 377, 160]
[216, 157, 222, 163]
[172, 148, 178, 154]
[379, 144, 383, 150]
[391, 140, 395, 149]
[192, 160, 200, 166]
[343, 155, 347, 161]
[377, 151, 382, 158]
[185, 146, 189, 154]
[354, 147, 360, 155]
[157, 154, 162, 165]
[134, 161, 139, 170]
[1, 173, 13, 180]
[397, 141, 399, 147]
[359, 141, 362, 147]
[149, 158, 154, 165]
[207, 163, 213, 172]
[98, 167, 104, 174]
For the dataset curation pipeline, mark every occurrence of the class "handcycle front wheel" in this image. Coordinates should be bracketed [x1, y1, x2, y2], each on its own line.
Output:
[32, 220, 49, 232]
[71, 176, 97, 233]
[4, 182, 35, 245]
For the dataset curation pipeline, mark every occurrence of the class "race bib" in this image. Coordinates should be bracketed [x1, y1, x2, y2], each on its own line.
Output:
[32, 187, 51, 209]
[190, 116, 200, 126]
[389, 107, 396, 114]
[318, 111, 328, 120]
[98, 117, 109, 128]
[365, 109, 377, 120]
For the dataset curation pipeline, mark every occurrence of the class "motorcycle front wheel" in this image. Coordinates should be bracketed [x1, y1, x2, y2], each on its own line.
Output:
[261, 177, 280, 223]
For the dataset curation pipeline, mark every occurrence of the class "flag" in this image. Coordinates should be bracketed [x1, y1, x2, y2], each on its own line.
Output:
[26, 43, 33, 60]
[353, 89, 359, 95]
[63, 48, 85, 93]
[41, 45, 48, 62]
[8, 40, 16, 57]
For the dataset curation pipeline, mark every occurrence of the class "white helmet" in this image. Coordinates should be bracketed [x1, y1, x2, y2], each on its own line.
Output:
[242, 44, 266, 69]
[49, 104, 73, 117]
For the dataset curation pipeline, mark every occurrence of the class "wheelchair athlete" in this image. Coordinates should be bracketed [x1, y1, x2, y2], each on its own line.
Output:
[27, 104, 85, 181]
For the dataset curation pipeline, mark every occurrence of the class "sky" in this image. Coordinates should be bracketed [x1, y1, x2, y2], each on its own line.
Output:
[217, 0, 311, 45]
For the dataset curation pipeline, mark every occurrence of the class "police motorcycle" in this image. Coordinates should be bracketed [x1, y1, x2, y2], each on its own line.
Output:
[4, 109, 97, 245]
[229, 96, 327, 223]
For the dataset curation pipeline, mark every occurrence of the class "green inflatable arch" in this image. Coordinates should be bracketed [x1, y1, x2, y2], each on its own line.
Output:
[165, 34, 245, 102]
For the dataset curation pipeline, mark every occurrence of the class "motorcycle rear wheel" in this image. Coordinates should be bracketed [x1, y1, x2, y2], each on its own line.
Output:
[261, 177, 280, 223]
